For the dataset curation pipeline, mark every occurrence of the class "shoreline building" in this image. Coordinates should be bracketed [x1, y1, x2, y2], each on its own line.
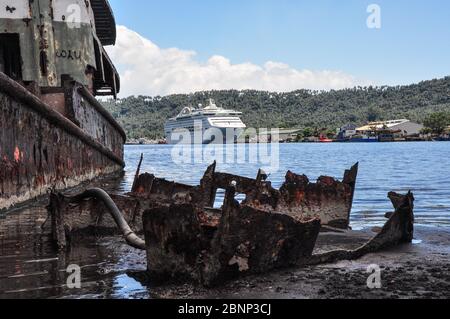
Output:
[356, 120, 424, 141]
[336, 124, 358, 141]
[337, 120, 424, 142]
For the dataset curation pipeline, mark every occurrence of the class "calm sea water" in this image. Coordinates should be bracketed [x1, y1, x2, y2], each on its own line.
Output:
[122, 142, 450, 229]
[1, 142, 449, 299]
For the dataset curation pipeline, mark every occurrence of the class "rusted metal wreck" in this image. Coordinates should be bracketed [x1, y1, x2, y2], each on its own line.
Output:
[48, 161, 416, 287]
[48, 161, 358, 244]
[0, 0, 124, 211]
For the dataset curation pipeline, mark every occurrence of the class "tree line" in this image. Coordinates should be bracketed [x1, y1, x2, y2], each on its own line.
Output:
[101, 76, 450, 140]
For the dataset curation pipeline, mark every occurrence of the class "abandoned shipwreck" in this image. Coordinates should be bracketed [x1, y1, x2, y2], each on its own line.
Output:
[0, 1, 418, 290]
[0, 0, 125, 211]
[48, 160, 415, 287]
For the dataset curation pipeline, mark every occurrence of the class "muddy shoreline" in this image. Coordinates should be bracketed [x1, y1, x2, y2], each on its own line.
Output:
[1, 201, 448, 299]
[145, 226, 450, 299]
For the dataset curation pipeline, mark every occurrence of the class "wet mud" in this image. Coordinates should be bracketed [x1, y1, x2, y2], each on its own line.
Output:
[1, 201, 449, 299]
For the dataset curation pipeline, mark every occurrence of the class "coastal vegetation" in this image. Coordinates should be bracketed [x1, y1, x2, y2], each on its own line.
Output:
[102, 76, 450, 140]
[422, 111, 450, 134]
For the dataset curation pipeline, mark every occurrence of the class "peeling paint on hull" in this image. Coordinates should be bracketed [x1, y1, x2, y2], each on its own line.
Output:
[0, 73, 125, 211]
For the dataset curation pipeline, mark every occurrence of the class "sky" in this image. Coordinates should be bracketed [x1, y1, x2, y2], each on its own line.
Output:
[107, 0, 450, 97]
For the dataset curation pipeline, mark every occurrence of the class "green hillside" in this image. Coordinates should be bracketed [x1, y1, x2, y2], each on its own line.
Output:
[102, 77, 450, 140]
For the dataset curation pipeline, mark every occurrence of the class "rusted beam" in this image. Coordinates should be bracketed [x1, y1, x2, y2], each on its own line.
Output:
[305, 191, 415, 266]
[131, 153, 144, 192]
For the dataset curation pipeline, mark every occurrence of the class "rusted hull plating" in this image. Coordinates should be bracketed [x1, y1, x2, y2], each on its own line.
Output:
[0, 73, 125, 211]
[143, 190, 414, 286]
[143, 187, 321, 286]
[49, 184, 415, 287]
[48, 161, 359, 243]
[131, 162, 359, 230]
[47, 159, 417, 286]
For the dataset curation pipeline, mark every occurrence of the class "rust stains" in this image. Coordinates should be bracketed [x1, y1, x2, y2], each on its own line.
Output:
[0, 73, 124, 211]
[130, 161, 359, 230]
[143, 186, 321, 286]
[14, 146, 21, 162]
[47, 158, 416, 287]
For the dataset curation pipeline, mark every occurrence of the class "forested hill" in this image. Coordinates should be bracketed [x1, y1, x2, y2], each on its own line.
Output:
[102, 77, 450, 140]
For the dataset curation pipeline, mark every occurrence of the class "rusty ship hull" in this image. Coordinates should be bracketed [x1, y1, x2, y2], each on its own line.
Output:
[0, 72, 125, 211]
[0, 0, 124, 211]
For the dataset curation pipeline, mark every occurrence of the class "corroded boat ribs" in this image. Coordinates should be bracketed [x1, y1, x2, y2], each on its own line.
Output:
[49, 162, 359, 244]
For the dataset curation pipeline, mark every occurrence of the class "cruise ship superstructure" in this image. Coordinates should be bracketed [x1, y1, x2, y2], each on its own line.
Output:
[165, 99, 246, 144]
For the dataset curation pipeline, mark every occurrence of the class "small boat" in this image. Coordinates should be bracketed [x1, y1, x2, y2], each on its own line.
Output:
[434, 136, 450, 142]
[319, 135, 333, 143]
[349, 134, 379, 143]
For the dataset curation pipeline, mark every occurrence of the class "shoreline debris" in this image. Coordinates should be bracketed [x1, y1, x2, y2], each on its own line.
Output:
[47, 161, 415, 287]
[131, 161, 359, 230]
[143, 186, 321, 286]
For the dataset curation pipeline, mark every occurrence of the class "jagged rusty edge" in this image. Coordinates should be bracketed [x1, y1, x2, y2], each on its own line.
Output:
[130, 162, 359, 229]
[142, 185, 322, 286]
[242, 163, 359, 229]
[343, 162, 359, 224]
[303, 191, 415, 266]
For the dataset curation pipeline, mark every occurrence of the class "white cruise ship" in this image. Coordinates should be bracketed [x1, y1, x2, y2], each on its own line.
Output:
[164, 99, 247, 144]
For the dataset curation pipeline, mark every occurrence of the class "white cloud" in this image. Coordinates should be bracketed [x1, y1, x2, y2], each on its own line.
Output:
[107, 25, 369, 97]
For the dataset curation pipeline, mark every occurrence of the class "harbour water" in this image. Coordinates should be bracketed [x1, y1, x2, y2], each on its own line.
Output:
[123, 142, 450, 229]
[1, 142, 449, 299]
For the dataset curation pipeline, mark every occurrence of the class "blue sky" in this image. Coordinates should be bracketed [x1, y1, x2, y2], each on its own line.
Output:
[108, 0, 450, 95]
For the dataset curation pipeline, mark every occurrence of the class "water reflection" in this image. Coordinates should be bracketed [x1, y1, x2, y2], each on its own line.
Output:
[0, 142, 449, 299]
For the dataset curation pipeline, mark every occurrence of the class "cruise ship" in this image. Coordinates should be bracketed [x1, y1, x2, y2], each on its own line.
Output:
[165, 99, 247, 144]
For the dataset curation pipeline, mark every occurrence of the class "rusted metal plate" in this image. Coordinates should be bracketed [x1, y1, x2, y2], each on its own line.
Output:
[0, 73, 124, 211]
[131, 161, 358, 229]
[143, 187, 321, 286]
[243, 164, 359, 229]
[306, 192, 415, 265]
[47, 175, 415, 287]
